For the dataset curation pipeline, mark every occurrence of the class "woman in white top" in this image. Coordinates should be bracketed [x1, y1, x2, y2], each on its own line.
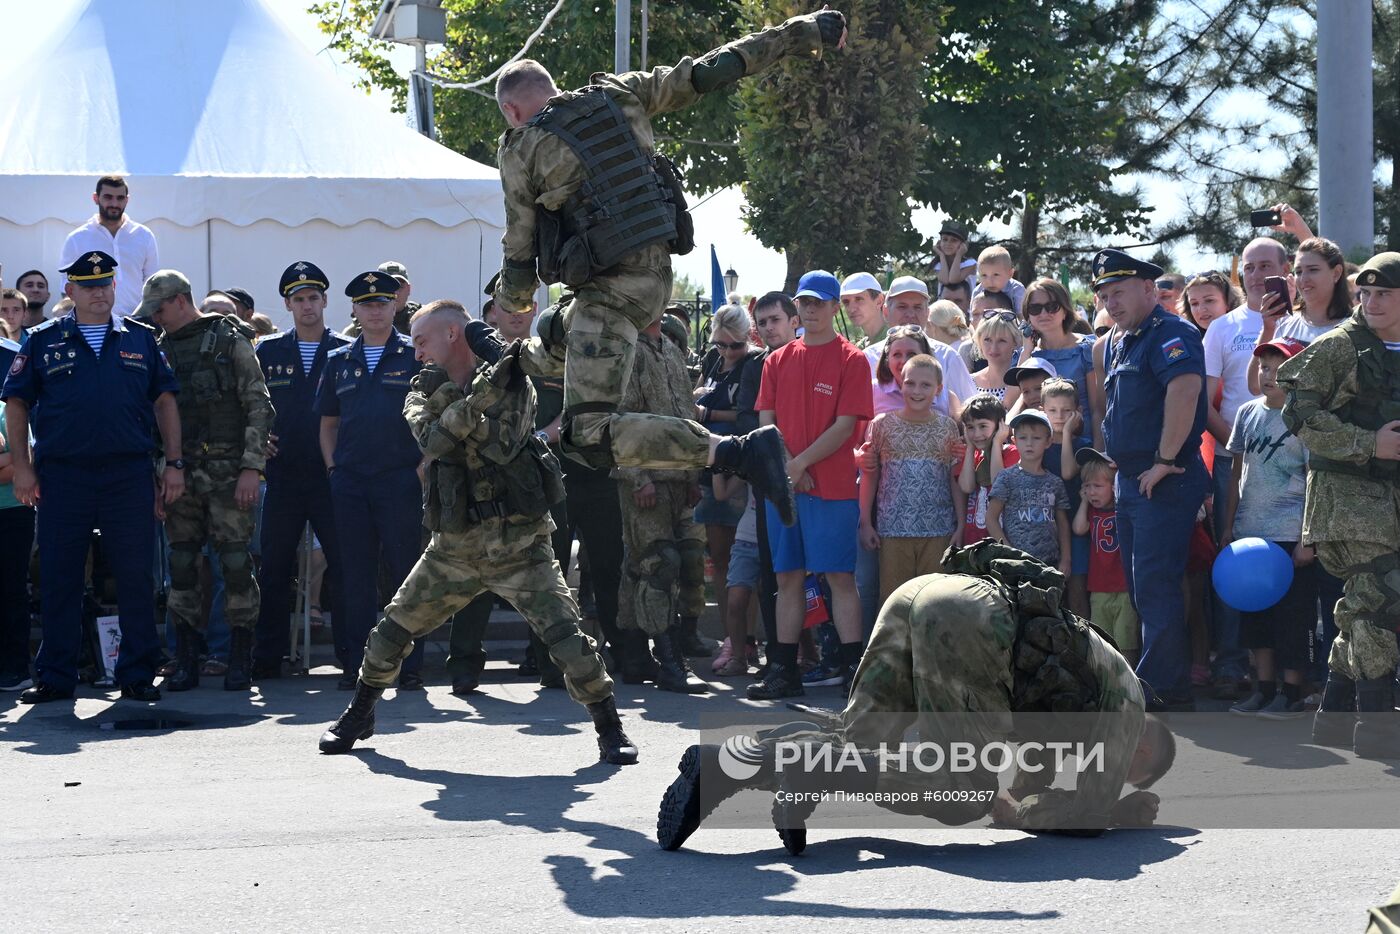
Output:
[1248, 236, 1353, 394]
[969, 311, 1022, 411]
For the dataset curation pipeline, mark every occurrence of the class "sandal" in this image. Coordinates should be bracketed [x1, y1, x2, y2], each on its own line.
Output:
[309, 605, 325, 627]
[711, 638, 735, 675]
[201, 658, 228, 676]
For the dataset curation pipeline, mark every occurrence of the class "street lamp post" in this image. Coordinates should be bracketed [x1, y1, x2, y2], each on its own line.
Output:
[723, 267, 739, 297]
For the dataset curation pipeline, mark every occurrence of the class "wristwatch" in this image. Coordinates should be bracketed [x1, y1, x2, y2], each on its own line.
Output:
[167, 458, 186, 470]
[1153, 452, 1175, 466]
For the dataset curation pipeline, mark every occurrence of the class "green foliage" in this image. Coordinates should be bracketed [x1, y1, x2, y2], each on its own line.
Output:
[736, 0, 942, 290]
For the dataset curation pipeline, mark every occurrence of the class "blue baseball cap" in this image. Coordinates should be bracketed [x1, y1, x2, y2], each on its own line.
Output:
[794, 270, 841, 301]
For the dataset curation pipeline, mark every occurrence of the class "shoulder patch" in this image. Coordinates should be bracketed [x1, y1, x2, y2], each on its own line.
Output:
[9, 353, 27, 377]
[326, 345, 352, 358]
[0, 337, 21, 353]
[1160, 336, 1186, 361]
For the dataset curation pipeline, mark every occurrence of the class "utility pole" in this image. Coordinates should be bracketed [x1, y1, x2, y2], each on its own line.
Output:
[615, 0, 631, 74]
[1316, 1, 1374, 257]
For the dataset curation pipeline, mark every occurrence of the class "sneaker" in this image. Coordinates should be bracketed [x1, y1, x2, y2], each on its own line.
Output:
[801, 664, 842, 687]
[0, 672, 34, 692]
[1257, 693, 1307, 720]
[746, 663, 804, 701]
[1230, 691, 1267, 716]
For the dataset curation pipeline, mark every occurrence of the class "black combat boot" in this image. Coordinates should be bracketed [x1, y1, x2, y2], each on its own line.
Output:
[318, 680, 384, 754]
[771, 748, 880, 856]
[1352, 677, 1400, 759]
[1311, 672, 1357, 748]
[657, 741, 781, 851]
[620, 631, 660, 685]
[164, 623, 201, 692]
[713, 426, 796, 527]
[586, 696, 639, 765]
[677, 616, 716, 658]
[224, 627, 253, 691]
[653, 626, 710, 694]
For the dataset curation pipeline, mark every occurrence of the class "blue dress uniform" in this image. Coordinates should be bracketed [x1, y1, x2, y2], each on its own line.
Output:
[317, 272, 425, 683]
[252, 261, 351, 674]
[1, 251, 176, 698]
[1097, 250, 1209, 707]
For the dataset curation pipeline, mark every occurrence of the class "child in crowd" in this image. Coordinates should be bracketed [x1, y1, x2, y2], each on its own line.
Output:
[1041, 377, 1091, 616]
[1222, 338, 1315, 719]
[1003, 356, 1058, 412]
[986, 410, 1070, 573]
[1072, 450, 1139, 665]
[710, 475, 758, 677]
[972, 245, 1026, 313]
[958, 395, 1018, 545]
[858, 355, 964, 603]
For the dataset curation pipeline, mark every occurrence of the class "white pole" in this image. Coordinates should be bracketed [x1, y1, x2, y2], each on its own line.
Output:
[1316, 1, 1374, 257]
[615, 0, 631, 74]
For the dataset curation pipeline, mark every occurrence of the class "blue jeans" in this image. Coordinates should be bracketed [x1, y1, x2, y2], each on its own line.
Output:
[855, 537, 880, 644]
[1209, 450, 1246, 680]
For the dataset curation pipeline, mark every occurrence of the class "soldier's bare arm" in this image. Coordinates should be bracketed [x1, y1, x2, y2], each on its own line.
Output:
[154, 391, 185, 504]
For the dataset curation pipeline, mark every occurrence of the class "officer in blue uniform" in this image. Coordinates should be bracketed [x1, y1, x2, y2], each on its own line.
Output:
[1096, 248, 1209, 710]
[251, 261, 351, 679]
[2, 251, 182, 703]
[317, 271, 425, 689]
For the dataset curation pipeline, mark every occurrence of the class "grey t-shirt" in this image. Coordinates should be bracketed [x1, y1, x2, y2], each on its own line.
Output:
[989, 464, 1070, 565]
[1226, 399, 1307, 542]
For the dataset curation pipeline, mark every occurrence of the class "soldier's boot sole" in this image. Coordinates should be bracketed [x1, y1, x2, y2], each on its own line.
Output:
[318, 716, 374, 755]
[657, 745, 706, 851]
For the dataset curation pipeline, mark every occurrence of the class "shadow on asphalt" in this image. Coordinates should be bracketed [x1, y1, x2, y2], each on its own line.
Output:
[352, 748, 1192, 923]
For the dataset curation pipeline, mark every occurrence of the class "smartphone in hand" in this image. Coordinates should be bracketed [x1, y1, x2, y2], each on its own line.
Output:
[1263, 276, 1290, 315]
[1250, 208, 1283, 228]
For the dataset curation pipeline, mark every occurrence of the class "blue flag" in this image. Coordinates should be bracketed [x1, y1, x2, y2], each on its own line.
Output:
[710, 245, 726, 313]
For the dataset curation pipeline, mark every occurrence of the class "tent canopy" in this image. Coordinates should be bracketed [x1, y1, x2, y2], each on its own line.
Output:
[0, 0, 504, 230]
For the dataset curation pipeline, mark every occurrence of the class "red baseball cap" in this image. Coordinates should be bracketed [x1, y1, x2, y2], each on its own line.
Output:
[1252, 338, 1307, 359]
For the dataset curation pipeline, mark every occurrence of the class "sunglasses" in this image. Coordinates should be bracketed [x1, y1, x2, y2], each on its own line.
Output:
[1024, 301, 1061, 317]
[886, 324, 926, 338]
[980, 310, 1019, 324]
[710, 340, 748, 351]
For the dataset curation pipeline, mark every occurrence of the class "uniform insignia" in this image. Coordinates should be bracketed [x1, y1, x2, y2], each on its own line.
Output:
[68, 350, 77, 359]
[86, 252, 102, 265]
[119, 351, 144, 361]
[1161, 336, 1185, 360]
[355, 368, 364, 377]
[295, 262, 309, 272]
[9, 354, 25, 376]
[363, 274, 378, 286]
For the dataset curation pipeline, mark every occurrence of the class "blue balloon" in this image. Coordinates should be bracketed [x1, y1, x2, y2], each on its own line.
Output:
[1212, 537, 1294, 612]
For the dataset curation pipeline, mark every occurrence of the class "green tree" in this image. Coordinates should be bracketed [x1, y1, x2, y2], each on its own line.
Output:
[736, 0, 942, 291]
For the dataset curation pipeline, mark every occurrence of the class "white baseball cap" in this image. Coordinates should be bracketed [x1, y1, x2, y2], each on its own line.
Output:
[840, 272, 883, 297]
[887, 275, 930, 298]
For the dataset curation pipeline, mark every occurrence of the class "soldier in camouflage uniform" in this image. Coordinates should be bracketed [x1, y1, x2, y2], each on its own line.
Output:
[489, 12, 851, 522]
[137, 270, 273, 691]
[658, 541, 1176, 854]
[1278, 252, 1400, 759]
[617, 316, 709, 693]
[319, 300, 637, 765]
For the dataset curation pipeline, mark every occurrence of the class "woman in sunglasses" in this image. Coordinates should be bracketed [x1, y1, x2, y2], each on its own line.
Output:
[1020, 278, 1095, 440]
[970, 312, 1022, 410]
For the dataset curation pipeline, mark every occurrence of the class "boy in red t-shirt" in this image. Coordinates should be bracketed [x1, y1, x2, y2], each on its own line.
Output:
[752, 270, 873, 700]
[1072, 448, 1139, 665]
[956, 394, 1018, 545]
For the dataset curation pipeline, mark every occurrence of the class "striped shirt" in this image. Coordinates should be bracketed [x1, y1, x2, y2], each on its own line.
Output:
[362, 344, 386, 371]
[77, 323, 108, 356]
[298, 341, 319, 374]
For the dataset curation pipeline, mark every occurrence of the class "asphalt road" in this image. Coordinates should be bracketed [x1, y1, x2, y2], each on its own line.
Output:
[2, 663, 1396, 933]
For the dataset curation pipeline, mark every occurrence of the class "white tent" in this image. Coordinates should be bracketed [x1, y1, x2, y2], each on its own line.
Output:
[0, 0, 505, 331]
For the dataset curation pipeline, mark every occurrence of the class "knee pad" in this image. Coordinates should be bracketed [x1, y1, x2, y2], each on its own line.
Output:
[365, 615, 416, 662]
[216, 542, 255, 588]
[168, 544, 201, 590]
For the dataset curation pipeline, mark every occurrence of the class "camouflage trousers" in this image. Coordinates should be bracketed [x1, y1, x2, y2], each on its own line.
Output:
[360, 515, 613, 706]
[557, 248, 712, 469]
[1316, 539, 1400, 681]
[617, 480, 705, 636]
[165, 461, 258, 632]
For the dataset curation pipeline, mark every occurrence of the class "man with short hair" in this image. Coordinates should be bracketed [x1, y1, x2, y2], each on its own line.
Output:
[838, 272, 886, 348]
[140, 271, 273, 692]
[1096, 248, 1208, 711]
[59, 175, 160, 317]
[862, 275, 976, 417]
[252, 261, 351, 680]
[201, 292, 239, 317]
[378, 260, 418, 334]
[940, 278, 971, 317]
[221, 288, 257, 324]
[16, 270, 49, 327]
[3, 251, 181, 703]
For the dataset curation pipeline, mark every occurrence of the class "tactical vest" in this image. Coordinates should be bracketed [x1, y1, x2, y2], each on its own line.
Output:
[424, 435, 565, 533]
[163, 315, 252, 459]
[942, 541, 1117, 713]
[528, 87, 692, 287]
[1309, 312, 1400, 481]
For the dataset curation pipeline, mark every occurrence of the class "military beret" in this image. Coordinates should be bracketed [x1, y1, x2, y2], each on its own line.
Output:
[1356, 252, 1400, 290]
[345, 271, 398, 305]
[60, 250, 118, 285]
[280, 261, 329, 297]
[1091, 249, 1164, 291]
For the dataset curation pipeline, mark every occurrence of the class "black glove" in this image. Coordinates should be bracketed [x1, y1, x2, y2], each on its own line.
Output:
[464, 319, 506, 365]
[816, 10, 846, 47]
[487, 339, 528, 392]
[484, 271, 501, 297]
[411, 365, 453, 397]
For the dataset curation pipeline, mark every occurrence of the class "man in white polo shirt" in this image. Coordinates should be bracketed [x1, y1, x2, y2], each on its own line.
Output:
[59, 175, 160, 317]
[862, 275, 976, 416]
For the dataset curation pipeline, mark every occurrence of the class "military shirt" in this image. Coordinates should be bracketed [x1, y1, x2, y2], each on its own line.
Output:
[256, 327, 350, 482]
[494, 18, 824, 312]
[618, 331, 700, 488]
[159, 315, 273, 472]
[317, 332, 422, 476]
[2, 313, 177, 465]
[1102, 305, 1207, 475]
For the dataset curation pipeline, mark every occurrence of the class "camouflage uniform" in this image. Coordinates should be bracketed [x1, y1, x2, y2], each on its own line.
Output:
[1278, 312, 1400, 681]
[160, 314, 273, 634]
[358, 355, 613, 707]
[766, 542, 1146, 829]
[616, 331, 705, 636]
[494, 17, 827, 471]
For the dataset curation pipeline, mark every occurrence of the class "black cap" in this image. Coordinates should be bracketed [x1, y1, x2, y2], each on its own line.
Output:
[222, 287, 255, 311]
[1074, 447, 1117, 468]
[60, 250, 118, 285]
[280, 261, 329, 297]
[1091, 249, 1164, 291]
[1356, 252, 1400, 290]
[939, 220, 970, 242]
[345, 271, 398, 305]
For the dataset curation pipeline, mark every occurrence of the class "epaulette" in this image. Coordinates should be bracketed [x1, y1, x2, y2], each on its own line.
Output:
[326, 344, 352, 359]
[26, 318, 64, 336]
[0, 337, 20, 352]
[123, 316, 157, 333]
